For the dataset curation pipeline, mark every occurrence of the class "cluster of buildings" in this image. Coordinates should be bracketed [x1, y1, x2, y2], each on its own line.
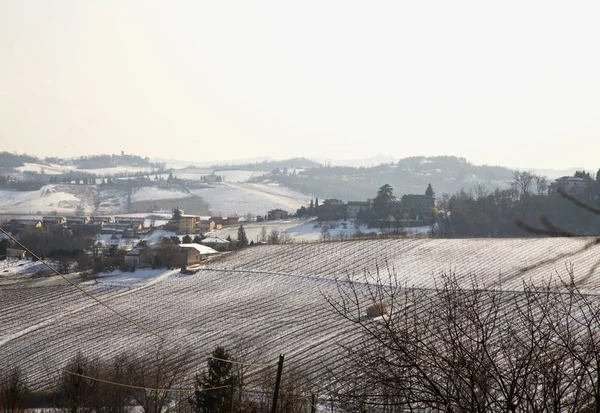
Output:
[2, 215, 149, 237]
[318, 190, 436, 223]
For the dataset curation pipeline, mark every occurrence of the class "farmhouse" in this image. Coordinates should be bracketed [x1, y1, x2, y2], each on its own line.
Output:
[125, 243, 219, 269]
[201, 236, 230, 250]
[548, 176, 590, 196]
[317, 199, 346, 221]
[268, 209, 289, 220]
[6, 248, 26, 259]
[400, 194, 436, 220]
[346, 201, 371, 219]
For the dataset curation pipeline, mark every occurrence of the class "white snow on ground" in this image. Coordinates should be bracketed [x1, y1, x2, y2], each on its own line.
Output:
[0, 259, 56, 285]
[14, 163, 156, 177]
[0, 185, 92, 214]
[73, 166, 156, 176]
[210, 219, 432, 243]
[82, 268, 178, 288]
[189, 183, 311, 216]
[217, 170, 270, 183]
[130, 187, 192, 202]
[16, 163, 75, 175]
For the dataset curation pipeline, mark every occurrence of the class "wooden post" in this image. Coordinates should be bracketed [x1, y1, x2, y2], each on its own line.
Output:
[270, 354, 285, 413]
[310, 394, 316, 413]
[230, 383, 235, 413]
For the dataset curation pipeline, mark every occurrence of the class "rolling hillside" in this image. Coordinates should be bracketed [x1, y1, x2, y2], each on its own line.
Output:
[1, 237, 599, 391]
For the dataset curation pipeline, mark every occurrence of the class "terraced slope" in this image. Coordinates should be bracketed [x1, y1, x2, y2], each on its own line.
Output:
[1, 237, 600, 391]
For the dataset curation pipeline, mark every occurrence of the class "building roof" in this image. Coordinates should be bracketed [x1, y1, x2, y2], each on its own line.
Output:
[177, 243, 219, 255]
[201, 237, 230, 244]
[555, 176, 587, 182]
[9, 219, 41, 225]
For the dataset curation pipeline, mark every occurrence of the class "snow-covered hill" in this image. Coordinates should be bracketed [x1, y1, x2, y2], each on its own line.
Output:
[190, 183, 312, 216]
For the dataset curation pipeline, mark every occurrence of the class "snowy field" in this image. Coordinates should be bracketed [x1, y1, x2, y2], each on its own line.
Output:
[15, 163, 156, 177]
[211, 218, 431, 243]
[190, 183, 311, 216]
[216, 170, 270, 182]
[0, 185, 96, 215]
[1, 237, 600, 392]
[130, 187, 192, 202]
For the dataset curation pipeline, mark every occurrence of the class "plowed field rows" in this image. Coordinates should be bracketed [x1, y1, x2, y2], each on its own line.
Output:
[2, 238, 600, 390]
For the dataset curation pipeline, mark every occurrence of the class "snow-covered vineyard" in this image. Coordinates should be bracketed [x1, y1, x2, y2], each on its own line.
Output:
[1, 237, 600, 391]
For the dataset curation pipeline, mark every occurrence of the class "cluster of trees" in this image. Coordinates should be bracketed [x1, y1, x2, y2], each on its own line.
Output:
[327, 268, 600, 412]
[1, 345, 311, 413]
[441, 170, 600, 237]
[73, 154, 164, 170]
[296, 199, 320, 217]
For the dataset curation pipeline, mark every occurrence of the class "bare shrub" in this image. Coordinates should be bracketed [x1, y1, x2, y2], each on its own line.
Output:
[0, 368, 29, 413]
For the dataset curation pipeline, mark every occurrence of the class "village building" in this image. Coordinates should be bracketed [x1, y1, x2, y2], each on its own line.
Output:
[43, 216, 66, 226]
[89, 216, 111, 225]
[114, 216, 145, 228]
[6, 248, 26, 260]
[5, 219, 42, 234]
[346, 201, 371, 219]
[400, 194, 436, 220]
[101, 222, 142, 236]
[124, 243, 218, 269]
[317, 199, 346, 221]
[170, 215, 199, 234]
[196, 219, 214, 233]
[66, 216, 89, 225]
[268, 209, 289, 220]
[200, 236, 230, 251]
[548, 176, 590, 196]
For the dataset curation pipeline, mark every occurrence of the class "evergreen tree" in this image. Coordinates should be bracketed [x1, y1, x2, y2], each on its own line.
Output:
[173, 207, 183, 221]
[308, 200, 314, 216]
[190, 347, 236, 413]
[182, 234, 192, 244]
[237, 225, 249, 247]
[193, 235, 203, 244]
[596, 169, 600, 182]
[0, 239, 9, 259]
[425, 183, 435, 197]
[315, 198, 319, 216]
[373, 184, 396, 220]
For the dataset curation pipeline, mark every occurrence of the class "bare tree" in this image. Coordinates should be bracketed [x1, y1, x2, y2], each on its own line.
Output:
[126, 343, 190, 413]
[513, 170, 536, 197]
[536, 175, 549, 196]
[324, 267, 600, 412]
[0, 368, 29, 413]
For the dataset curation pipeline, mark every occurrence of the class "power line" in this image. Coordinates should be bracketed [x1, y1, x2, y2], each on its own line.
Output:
[0, 227, 278, 368]
[62, 369, 229, 394]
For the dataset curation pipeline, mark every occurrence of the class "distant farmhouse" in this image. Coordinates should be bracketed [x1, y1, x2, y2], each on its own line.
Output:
[268, 209, 289, 220]
[548, 176, 589, 196]
[124, 242, 219, 269]
[317, 185, 436, 223]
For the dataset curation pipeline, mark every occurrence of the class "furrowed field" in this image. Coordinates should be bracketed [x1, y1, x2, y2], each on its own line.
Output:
[1, 238, 600, 392]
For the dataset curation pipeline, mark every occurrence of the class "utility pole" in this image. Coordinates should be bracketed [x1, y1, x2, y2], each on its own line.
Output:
[229, 383, 235, 413]
[310, 394, 316, 413]
[270, 354, 284, 413]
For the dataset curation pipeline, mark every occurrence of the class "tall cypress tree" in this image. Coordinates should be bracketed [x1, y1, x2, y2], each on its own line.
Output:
[237, 225, 249, 247]
[190, 347, 237, 413]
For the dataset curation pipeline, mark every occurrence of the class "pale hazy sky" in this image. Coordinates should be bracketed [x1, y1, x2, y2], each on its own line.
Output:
[1, 1, 599, 169]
